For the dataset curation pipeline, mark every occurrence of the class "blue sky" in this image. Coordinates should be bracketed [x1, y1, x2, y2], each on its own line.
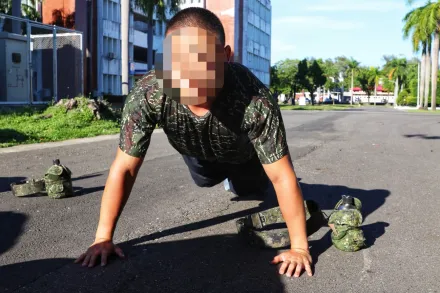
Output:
[270, 0, 424, 67]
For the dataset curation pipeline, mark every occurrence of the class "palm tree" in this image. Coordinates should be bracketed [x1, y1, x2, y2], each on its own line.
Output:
[346, 58, 360, 105]
[383, 56, 408, 105]
[370, 67, 381, 105]
[423, 2, 440, 111]
[403, 2, 433, 109]
[134, 0, 181, 71]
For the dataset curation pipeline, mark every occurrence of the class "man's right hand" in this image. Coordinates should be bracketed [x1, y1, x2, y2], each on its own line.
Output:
[75, 238, 125, 267]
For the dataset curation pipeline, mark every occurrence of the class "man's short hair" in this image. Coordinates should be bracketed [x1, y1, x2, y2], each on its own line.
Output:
[165, 7, 226, 46]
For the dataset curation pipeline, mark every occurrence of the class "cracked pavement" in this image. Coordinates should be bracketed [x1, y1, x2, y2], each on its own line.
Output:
[1, 108, 440, 292]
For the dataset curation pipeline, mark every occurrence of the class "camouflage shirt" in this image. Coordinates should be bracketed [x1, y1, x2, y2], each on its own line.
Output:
[119, 62, 289, 165]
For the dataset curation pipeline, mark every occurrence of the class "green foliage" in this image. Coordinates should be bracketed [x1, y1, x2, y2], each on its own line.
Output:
[133, 0, 180, 22]
[0, 97, 121, 148]
[357, 68, 376, 98]
[396, 89, 410, 105]
[299, 59, 326, 105]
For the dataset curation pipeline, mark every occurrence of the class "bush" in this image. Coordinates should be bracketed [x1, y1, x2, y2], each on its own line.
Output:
[396, 90, 409, 105]
[406, 96, 417, 106]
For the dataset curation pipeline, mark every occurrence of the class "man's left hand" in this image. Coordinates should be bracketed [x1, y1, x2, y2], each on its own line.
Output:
[271, 249, 313, 277]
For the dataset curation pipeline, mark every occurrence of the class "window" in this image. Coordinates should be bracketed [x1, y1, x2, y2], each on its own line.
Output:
[12, 53, 21, 64]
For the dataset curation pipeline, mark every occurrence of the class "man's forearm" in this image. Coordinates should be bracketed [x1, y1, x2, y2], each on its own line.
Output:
[272, 177, 309, 250]
[95, 164, 138, 240]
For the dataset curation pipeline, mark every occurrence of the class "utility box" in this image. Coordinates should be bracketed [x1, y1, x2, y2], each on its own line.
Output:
[0, 32, 29, 102]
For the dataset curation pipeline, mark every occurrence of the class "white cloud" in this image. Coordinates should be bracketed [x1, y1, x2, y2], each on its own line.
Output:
[274, 16, 365, 30]
[306, 0, 405, 12]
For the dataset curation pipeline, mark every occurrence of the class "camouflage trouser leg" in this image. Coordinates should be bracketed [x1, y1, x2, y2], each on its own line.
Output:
[236, 200, 326, 248]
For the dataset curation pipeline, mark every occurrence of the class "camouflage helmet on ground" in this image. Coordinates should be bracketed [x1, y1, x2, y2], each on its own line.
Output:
[44, 159, 73, 199]
[328, 196, 366, 252]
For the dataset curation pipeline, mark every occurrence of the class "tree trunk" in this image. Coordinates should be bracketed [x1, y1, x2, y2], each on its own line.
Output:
[394, 78, 399, 106]
[419, 52, 426, 108]
[147, 19, 154, 71]
[351, 69, 354, 105]
[292, 89, 297, 105]
[424, 45, 431, 109]
[431, 31, 439, 111]
[374, 81, 377, 106]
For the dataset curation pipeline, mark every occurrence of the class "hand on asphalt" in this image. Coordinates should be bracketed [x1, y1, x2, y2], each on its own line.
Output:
[271, 248, 313, 277]
[74, 239, 125, 268]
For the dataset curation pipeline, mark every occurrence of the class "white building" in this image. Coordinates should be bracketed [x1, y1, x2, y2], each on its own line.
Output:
[242, 0, 271, 86]
[96, 0, 173, 95]
[180, 0, 205, 9]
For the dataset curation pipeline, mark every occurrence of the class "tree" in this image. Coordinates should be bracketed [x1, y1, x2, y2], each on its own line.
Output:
[270, 65, 281, 98]
[424, 2, 440, 110]
[300, 59, 327, 105]
[357, 68, 375, 104]
[403, 2, 433, 109]
[346, 58, 360, 105]
[383, 56, 408, 105]
[370, 67, 381, 106]
[134, 0, 180, 70]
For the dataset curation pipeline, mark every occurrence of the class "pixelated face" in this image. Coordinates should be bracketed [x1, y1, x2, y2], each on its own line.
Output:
[155, 27, 226, 105]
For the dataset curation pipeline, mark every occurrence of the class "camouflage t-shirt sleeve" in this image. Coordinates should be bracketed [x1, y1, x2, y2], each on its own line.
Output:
[246, 92, 289, 164]
[119, 72, 162, 158]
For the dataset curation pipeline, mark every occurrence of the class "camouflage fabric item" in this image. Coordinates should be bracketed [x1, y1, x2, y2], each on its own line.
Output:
[44, 159, 73, 199]
[119, 62, 289, 165]
[10, 179, 45, 197]
[328, 197, 366, 252]
[236, 200, 326, 248]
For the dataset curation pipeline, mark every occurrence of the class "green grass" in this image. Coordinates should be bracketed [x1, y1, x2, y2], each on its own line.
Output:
[278, 104, 358, 111]
[0, 98, 121, 148]
[406, 109, 440, 114]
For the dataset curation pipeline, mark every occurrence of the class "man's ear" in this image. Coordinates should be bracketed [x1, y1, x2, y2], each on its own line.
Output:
[224, 45, 232, 62]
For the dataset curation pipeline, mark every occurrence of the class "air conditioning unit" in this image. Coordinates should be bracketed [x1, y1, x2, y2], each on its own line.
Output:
[107, 52, 115, 60]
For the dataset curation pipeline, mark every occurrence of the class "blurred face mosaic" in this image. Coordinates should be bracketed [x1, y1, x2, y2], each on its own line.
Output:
[155, 27, 226, 105]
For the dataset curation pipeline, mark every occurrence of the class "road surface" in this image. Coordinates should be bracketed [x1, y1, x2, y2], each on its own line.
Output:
[1, 108, 439, 293]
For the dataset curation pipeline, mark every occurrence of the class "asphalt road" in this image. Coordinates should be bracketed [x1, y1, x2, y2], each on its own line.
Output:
[1, 108, 439, 293]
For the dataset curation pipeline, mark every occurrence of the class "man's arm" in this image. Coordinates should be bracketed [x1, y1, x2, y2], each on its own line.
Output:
[262, 155, 308, 250]
[76, 72, 160, 267]
[75, 149, 144, 267]
[95, 149, 144, 242]
[263, 155, 313, 278]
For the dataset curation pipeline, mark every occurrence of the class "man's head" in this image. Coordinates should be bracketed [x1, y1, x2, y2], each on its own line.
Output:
[155, 8, 232, 105]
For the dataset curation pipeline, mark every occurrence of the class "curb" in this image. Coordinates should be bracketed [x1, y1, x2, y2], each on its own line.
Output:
[0, 129, 164, 154]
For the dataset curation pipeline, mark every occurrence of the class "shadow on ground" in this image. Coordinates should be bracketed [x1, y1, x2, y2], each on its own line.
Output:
[0, 177, 27, 193]
[0, 212, 28, 256]
[0, 182, 391, 292]
[0, 129, 33, 147]
[404, 134, 440, 140]
[73, 186, 105, 197]
[72, 173, 103, 182]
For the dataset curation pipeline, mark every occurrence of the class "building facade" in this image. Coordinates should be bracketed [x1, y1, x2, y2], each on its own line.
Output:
[40, 0, 171, 97]
[37, 0, 271, 96]
[196, 0, 272, 87]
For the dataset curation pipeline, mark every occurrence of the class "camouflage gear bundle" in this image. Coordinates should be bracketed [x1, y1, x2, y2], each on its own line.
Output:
[10, 178, 46, 197]
[44, 159, 73, 199]
[10, 159, 73, 199]
[236, 200, 325, 249]
[328, 196, 366, 252]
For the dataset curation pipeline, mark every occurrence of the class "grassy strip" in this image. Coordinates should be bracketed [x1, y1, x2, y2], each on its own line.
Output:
[0, 99, 121, 148]
[405, 109, 440, 114]
[279, 104, 358, 111]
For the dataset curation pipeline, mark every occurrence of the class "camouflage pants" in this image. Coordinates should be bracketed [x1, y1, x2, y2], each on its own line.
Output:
[182, 155, 271, 197]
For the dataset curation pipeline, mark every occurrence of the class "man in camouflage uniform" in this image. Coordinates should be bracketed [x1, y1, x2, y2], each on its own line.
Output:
[76, 8, 313, 278]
